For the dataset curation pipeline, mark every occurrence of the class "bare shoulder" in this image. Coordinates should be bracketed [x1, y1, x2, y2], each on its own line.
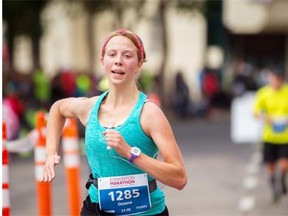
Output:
[77, 96, 99, 124]
[142, 101, 165, 119]
[57, 95, 100, 126]
[141, 101, 170, 136]
[65, 96, 98, 111]
[77, 96, 99, 108]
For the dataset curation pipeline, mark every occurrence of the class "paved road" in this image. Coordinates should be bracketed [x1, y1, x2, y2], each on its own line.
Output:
[8, 116, 288, 216]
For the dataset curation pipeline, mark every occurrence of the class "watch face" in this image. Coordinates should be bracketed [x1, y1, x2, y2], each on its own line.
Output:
[131, 147, 141, 156]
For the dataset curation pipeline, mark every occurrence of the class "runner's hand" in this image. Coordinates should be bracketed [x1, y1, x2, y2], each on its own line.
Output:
[42, 153, 61, 182]
[103, 130, 131, 159]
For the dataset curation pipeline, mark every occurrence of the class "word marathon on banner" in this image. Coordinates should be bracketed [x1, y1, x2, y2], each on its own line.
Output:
[98, 174, 151, 215]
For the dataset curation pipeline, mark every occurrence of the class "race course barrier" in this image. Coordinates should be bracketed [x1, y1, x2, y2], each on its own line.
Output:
[62, 118, 81, 216]
[6, 112, 83, 216]
[35, 112, 51, 216]
[3, 122, 10, 216]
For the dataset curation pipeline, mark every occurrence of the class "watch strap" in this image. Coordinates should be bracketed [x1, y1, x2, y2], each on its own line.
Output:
[129, 154, 138, 163]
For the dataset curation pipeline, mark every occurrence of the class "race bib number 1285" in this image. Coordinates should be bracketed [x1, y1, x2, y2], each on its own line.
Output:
[98, 174, 151, 215]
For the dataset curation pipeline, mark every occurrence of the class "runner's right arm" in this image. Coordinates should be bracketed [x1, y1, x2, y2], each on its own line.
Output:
[42, 97, 95, 182]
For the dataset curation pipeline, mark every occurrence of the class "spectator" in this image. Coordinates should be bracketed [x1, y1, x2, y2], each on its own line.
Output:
[172, 71, 190, 118]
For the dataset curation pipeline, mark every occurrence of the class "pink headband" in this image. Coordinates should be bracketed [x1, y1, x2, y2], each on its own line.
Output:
[101, 29, 146, 62]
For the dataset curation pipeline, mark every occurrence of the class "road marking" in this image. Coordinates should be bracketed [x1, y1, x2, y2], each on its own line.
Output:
[243, 176, 258, 190]
[239, 149, 261, 215]
[239, 196, 255, 212]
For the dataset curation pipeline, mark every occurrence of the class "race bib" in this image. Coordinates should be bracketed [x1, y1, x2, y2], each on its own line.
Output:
[272, 117, 287, 133]
[98, 174, 151, 215]
[272, 122, 287, 133]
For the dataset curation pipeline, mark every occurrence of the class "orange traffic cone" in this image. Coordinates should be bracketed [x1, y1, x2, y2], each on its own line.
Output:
[35, 112, 51, 216]
[62, 118, 81, 216]
[2, 122, 10, 216]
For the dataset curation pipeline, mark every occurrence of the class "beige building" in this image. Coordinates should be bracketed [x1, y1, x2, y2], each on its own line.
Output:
[223, 0, 288, 75]
[13, 0, 207, 102]
[13, 0, 288, 104]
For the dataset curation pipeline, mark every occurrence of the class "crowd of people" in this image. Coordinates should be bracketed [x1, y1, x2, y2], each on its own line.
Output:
[2, 66, 164, 140]
[3, 68, 103, 140]
[3, 56, 286, 137]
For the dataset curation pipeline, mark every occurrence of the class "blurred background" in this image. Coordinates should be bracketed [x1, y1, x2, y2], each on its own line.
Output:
[2, 0, 288, 215]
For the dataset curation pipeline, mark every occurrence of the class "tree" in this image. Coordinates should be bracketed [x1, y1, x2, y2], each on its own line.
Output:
[81, 0, 113, 73]
[157, 0, 169, 108]
[3, 0, 49, 71]
[79, 0, 146, 73]
[156, 0, 206, 109]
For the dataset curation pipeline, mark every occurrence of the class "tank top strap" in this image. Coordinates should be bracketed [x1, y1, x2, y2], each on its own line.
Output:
[129, 92, 147, 120]
[89, 91, 109, 121]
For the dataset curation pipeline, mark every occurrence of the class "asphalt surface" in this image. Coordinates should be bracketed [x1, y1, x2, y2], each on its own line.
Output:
[7, 114, 288, 216]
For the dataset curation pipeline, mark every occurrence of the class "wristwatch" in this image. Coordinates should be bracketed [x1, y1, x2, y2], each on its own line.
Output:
[129, 147, 141, 163]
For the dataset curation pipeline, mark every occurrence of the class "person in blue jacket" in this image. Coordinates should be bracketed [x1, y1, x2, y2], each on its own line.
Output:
[42, 29, 187, 215]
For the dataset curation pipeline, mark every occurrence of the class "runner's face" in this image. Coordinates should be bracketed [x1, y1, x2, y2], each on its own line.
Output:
[101, 36, 141, 85]
[268, 72, 283, 89]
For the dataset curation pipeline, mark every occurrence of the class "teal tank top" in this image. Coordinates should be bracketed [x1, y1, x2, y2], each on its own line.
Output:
[85, 91, 165, 215]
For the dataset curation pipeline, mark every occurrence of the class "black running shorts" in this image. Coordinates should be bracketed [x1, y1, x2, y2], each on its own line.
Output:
[263, 142, 288, 163]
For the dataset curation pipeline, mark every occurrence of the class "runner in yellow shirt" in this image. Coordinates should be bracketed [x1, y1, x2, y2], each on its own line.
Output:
[253, 66, 288, 202]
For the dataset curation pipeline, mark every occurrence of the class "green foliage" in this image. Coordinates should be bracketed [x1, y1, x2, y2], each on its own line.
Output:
[139, 70, 155, 93]
[3, 0, 49, 37]
[203, 0, 222, 20]
[73, 0, 113, 14]
[175, 0, 206, 14]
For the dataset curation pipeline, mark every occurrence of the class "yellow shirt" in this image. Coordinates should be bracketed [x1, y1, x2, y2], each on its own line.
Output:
[253, 84, 288, 144]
